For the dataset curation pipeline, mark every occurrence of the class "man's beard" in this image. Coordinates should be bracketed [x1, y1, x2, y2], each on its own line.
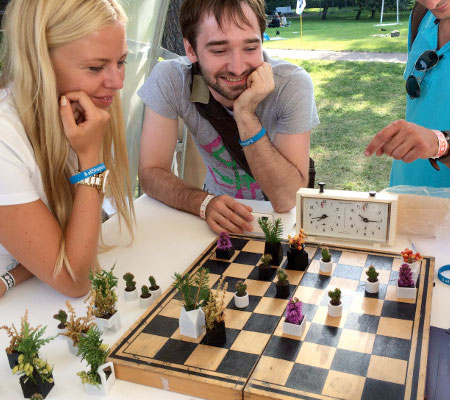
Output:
[198, 63, 255, 102]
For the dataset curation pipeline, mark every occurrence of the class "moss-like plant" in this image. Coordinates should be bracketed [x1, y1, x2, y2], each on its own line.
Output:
[173, 267, 210, 311]
[141, 285, 151, 299]
[203, 277, 228, 330]
[61, 297, 96, 346]
[321, 247, 331, 262]
[235, 281, 247, 297]
[258, 217, 283, 244]
[53, 310, 68, 329]
[259, 254, 272, 268]
[276, 268, 288, 284]
[89, 266, 118, 318]
[328, 288, 342, 306]
[1, 310, 31, 354]
[76, 326, 109, 387]
[149, 276, 159, 290]
[366, 265, 379, 283]
[123, 272, 136, 292]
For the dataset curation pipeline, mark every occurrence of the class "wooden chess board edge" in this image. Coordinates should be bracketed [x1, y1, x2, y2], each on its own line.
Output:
[244, 381, 333, 400]
[114, 362, 244, 400]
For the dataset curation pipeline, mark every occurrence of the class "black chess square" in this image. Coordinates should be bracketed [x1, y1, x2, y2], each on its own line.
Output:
[301, 303, 318, 322]
[365, 254, 394, 270]
[361, 378, 405, 400]
[203, 259, 232, 275]
[142, 315, 179, 337]
[154, 339, 198, 365]
[263, 335, 302, 362]
[333, 264, 364, 280]
[247, 266, 277, 281]
[344, 312, 380, 334]
[243, 313, 279, 334]
[372, 335, 411, 361]
[330, 348, 371, 376]
[230, 237, 250, 250]
[233, 251, 263, 265]
[216, 350, 259, 378]
[285, 363, 328, 394]
[212, 276, 242, 293]
[305, 323, 342, 347]
[263, 282, 296, 298]
[381, 300, 416, 320]
[200, 327, 241, 349]
[299, 272, 331, 289]
[356, 281, 388, 299]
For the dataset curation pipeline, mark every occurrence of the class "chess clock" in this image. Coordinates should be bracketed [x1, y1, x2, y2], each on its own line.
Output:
[296, 184, 398, 245]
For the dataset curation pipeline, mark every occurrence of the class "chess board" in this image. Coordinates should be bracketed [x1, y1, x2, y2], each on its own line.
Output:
[108, 235, 434, 400]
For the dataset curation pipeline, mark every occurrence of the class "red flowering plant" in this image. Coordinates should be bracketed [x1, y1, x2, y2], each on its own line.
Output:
[285, 297, 304, 325]
[287, 229, 307, 251]
[401, 248, 423, 264]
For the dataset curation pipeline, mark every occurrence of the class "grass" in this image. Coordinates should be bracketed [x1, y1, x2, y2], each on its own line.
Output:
[289, 59, 406, 191]
[263, 8, 409, 53]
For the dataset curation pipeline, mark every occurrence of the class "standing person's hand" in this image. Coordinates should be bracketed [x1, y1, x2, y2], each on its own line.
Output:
[59, 91, 111, 169]
[365, 120, 439, 162]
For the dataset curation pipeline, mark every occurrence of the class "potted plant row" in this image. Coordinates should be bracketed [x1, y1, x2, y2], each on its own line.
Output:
[123, 272, 138, 301]
[140, 285, 153, 308]
[258, 217, 283, 266]
[282, 297, 306, 337]
[148, 275, 161, 300]
[234, 280, 249, 308]
[286, 229, 309, 270]
[203, 277, 228, 346]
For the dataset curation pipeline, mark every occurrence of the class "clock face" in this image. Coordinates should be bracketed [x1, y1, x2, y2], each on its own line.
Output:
[302, 197, 390, 242]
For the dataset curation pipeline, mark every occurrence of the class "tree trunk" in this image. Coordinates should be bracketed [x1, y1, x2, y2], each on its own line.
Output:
[322, 0, 329, 20]
[355, 2, 363, 20]
[161, 0, 185, 56]
[370, 8, 376, 19]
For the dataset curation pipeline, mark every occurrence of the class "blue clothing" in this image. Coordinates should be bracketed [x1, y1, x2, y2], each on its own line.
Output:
[389, 11, 450, 187]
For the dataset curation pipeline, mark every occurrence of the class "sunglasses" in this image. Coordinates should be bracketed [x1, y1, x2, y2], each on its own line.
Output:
[406, 50, 443, 99]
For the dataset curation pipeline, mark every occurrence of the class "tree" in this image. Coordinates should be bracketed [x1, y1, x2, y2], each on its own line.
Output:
[161, 0, 185, 56]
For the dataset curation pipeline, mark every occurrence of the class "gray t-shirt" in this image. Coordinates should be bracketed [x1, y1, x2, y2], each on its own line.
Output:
[138, 53, 319, 200]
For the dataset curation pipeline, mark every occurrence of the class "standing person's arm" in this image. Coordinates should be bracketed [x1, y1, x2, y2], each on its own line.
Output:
[138, 107, 253, 234]
[0, 92, 110, 297]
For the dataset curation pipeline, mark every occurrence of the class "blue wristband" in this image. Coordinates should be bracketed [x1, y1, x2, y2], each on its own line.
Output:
[438, 264, 450, 286]
[239, 127, 266, 147]
[69, 163, 106, 184]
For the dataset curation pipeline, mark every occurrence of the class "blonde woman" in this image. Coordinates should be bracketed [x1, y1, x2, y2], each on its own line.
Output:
[0, 0, 134, 297]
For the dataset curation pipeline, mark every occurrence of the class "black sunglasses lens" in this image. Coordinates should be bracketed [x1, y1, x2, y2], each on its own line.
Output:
[406, 75, 420, 98]
[415, 50, 439, 71]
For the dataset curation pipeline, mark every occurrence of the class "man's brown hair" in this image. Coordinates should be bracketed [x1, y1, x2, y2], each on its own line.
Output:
[179, 0, 266, 50]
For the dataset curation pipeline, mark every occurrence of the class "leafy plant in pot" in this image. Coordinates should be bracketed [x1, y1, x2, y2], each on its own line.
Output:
[216, 231, 234, 259]
[283, 297, 306, 337]
[148, 275, 161, 300]
[12, 318, 55, 399]
[173, 267, 210, 338]
[139, 285, 153, 308]
[123, 272, 138, 301]
[286, 229, 308, 270]
[397, 263, 416, 299]
[258, 254, 274, 281]
[327, 288, 342, 317]
[319, 247, 333, 273]
[258, 217, 283, 265]
[233, 280, 249, 308]
[275, 268, 290, 298]
[77, 325, 115, 395]
[365, 265, 379, 294]
[89, 266, 120, 332]
[203, 277, 228, 346]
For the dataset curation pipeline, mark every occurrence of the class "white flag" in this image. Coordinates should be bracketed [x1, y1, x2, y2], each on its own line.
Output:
[296, 0, 306, 14]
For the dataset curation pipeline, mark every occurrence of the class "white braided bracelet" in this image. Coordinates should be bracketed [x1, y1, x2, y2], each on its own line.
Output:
[200, 194, 215, 220]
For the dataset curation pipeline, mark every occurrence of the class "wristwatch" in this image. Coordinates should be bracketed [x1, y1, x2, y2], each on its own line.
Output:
[77, 170, 109, 194]
[437, 131, 450, 163]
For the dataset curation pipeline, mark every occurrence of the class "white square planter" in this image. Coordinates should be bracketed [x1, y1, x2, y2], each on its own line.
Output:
[397, 284, 417, 299]
[149, 287, 162, 301]
[327, 301, 343, 317]
[84, 362, 115, 396]
[233, 292, 249, 308]
[123, 288, 138, 301]
[407, 261, 420, 283]
[95, 310, 121, 333]
[179, 307, 205, 339]
[365, 279, 379, 294]
[139, 295, 153, 309]
[320, 259, 333, 273]
[282, 315, 306, 337]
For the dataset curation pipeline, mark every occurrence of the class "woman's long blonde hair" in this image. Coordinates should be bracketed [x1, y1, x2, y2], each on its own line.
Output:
[0, 0, 135, 277]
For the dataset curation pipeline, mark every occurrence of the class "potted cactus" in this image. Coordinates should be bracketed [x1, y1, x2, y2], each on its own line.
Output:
[203, 277, 228, 346]
[148, 276, 161, 300]
[319, 247, 333, 273]
[397, 263, 416, 299]
[282, 297, 306, 337]
[139, 285, 153, 308]
[233, 280, 249, 308]
[52, 310, 67, 332]
[258, 217, 283, 265]
[89, 266, 120, 332]
[365, 265, 379, 294]
[77, 325, 115, 395]
[401, 248, 423, 282]
[173, 267, 210, 339]
[123, 272, 138, 301]
[286, 229, 308, 270]
[216, 231, 234, 259]
[275, 269, 290, 299]
[328, 288, 342, 317]
[258, 254, 274, 281]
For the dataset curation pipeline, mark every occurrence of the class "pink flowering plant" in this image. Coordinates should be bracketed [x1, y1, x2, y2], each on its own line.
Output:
[217, 232, 232, 250]
[398, 263, 415, 288]
[287, 229, 307, 251]
[285, 297, 304, 325]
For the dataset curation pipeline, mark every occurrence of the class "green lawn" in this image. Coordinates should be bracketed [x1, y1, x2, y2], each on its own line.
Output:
[292, 59, 406, 191]
[264, 8, 410, 53]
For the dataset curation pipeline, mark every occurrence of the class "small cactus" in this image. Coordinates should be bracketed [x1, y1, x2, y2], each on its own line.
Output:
[321, 247, 331, 263]
[53, 309, 68, 328]
[276, 268, 288, 283]
[366, 265, 379, 283]
[235, 280, 247, 297]
[140, 285, 151, 298]
[149, 276, 159, 290]
[123, 272, 136, 291]
[260, 254, 272, 268]
[328, 288, 341, 306]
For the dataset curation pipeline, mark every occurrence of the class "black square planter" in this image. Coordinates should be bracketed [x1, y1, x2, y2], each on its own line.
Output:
[20, 372, 54, 399]
[275, 281, 290, 298]
[6, 350, 19, 369]
[258, 266, 273, 281]
[264, 242, 283, 266]
[206, 321, 227, 346]
[286, 248, 308, 270]
[216, 248, 233, 260]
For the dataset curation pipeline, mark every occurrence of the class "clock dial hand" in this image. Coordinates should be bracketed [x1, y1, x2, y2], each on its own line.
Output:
[359, 214, 380, 223]
[311, 214, 328, 221]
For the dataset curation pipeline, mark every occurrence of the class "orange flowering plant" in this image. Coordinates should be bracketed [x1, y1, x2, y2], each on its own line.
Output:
[401, 248, 423, 264]
[288, 229, 307, 251]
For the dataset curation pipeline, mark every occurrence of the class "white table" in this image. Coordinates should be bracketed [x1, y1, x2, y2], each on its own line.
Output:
[1, 195, 449, 399]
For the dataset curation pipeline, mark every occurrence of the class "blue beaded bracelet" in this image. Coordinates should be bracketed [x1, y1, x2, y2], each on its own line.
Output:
[438, 264, 450, 286]
[69, 163, 106, 184]
[239, 127, 266, 147]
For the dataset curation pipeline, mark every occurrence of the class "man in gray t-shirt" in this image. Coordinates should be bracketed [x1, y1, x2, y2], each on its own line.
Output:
[138, 0, 319, 234]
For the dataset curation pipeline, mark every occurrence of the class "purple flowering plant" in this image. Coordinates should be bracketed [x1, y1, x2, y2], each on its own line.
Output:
[285, 297, 303, 325]
[217, 232, 232, 250]
[398, 263, 415, 288]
